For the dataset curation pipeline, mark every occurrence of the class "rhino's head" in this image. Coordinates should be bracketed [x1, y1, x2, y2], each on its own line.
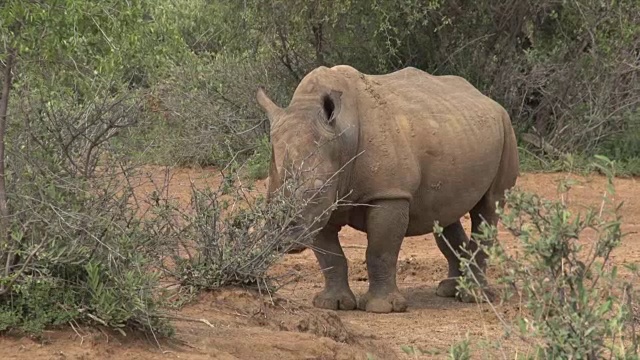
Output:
[256, 85, 349, 253]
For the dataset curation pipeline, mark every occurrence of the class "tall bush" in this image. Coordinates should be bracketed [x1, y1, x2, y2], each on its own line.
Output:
[444, 156, 639, 359]
[0, 0, 184, 334]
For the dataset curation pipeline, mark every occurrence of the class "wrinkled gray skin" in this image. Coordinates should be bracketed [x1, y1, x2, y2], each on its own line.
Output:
[257, 65, 519, 313]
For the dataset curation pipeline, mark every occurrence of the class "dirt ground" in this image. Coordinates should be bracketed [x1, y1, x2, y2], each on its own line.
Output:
[1, 167, 638, 359]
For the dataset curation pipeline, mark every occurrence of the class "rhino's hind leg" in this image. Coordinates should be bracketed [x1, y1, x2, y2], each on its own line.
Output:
[357, 199, 409, 313]
[458, 195, 500, 303]
[434, 220, 469, 298]
[311, 225, 357, 310]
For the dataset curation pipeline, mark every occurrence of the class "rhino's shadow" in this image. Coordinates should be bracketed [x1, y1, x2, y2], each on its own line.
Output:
[403, 285, 476, 310]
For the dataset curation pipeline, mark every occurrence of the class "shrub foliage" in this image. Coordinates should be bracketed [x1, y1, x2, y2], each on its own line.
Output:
[442, 157, 639, 359]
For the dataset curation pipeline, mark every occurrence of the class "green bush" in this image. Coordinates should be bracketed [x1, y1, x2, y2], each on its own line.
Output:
[443, 156, 639, 359]
[0, 156, 170, 335]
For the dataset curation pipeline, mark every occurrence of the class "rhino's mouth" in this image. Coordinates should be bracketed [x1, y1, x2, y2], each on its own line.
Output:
[274, 242, 307, 254]
[284, 243, 308, 254]
[275, 220, 309, 254]
[273, 178, 335, 255]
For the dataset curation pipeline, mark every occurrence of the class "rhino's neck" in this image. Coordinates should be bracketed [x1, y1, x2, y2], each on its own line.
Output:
[335, 114, 360, 203]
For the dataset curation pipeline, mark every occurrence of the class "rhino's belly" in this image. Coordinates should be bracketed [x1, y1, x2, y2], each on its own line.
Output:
[342, 164, 497, 236]
[405, 193, 483, 236]
[403, 117, 504, 235]
[404, 160, 500, 236]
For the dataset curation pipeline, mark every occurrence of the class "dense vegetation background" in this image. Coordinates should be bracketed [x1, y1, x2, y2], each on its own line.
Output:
[0, 1, 638, 357]
[126, 0, 639, 172]
[5, 1, 635, 172]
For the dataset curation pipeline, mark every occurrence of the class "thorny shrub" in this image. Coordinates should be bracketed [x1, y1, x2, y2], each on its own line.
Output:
[0, 79, 323, 336]
[0, 0, 330, 338]
[439, 156, 639, 359]
[0, 167, 170, 335]
[0, 85, 171, 335]
[145, 164, 335, 305]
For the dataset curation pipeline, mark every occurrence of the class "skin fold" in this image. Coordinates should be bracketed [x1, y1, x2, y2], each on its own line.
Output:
[257, 65, 519, 313]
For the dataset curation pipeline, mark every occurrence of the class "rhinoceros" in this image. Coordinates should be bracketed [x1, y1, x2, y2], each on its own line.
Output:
[256, 65, 519, 313]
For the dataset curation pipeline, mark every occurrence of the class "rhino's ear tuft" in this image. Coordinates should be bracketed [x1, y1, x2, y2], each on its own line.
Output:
[322, 90, 342, 125]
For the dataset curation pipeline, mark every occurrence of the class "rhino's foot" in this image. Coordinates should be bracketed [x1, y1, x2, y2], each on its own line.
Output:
[312, 288, 357, 310]
[357, 290, 407, 313]
[435, 278, 459, 298]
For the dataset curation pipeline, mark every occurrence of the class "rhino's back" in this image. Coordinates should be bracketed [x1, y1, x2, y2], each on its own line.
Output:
[347, 67, 508, 232]
[366, 67, 492, 113]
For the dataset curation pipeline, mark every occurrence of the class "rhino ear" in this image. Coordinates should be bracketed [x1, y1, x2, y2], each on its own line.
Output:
[322, 90, 342, 125]
[256, 86, 282, 124]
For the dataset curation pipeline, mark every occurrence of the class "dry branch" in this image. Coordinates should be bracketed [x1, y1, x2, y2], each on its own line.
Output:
[521, 132, 567, 157]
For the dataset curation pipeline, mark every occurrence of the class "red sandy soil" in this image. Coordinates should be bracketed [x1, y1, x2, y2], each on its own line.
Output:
[1, 167, 638, 359]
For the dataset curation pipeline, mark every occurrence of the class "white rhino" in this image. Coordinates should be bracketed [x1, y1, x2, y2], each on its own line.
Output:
[257, 65, 519, 313]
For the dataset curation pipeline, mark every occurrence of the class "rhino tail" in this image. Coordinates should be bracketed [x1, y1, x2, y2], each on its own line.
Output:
[487, 108, 520, 206]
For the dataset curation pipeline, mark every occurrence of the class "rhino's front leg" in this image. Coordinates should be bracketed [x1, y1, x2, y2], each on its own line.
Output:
[358, 199, 409, 313]
[311, 225, 357, 310]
